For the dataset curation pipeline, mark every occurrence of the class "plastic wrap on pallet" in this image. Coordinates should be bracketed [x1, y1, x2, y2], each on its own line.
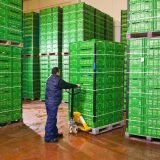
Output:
[126, 38, 160, 139]
[0, 45, 22, 124]
[69, 39, 125, 128]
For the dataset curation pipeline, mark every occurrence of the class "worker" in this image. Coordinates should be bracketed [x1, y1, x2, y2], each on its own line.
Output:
[45, 67, 80, 143]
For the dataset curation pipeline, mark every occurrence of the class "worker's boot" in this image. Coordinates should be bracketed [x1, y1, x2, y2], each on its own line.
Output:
[57, 133, 63, 138]
[45, 138, 58, 143]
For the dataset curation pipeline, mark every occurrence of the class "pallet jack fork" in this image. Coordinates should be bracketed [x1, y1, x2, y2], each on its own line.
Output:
[69, 88, 91, 134]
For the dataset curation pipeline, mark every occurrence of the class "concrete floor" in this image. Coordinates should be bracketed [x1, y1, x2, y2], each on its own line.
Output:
[0, 100, 160, 160]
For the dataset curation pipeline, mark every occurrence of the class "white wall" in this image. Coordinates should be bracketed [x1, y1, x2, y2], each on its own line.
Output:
[23, 0, 127, 41]
[82, 0, 127, 41]
[23, 0, 80, 12]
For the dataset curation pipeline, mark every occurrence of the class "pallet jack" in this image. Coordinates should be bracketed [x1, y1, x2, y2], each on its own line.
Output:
[68, 88, 91, 134]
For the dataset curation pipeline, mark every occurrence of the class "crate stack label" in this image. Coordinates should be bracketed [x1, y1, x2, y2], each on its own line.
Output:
[40, 7, 62, 100]
[22, 12, 40, 99]
[0, 0, 23, 124]
[121, 10, 128, 111]
[126, 0, 160, 139]
[69, 39, 125, 128]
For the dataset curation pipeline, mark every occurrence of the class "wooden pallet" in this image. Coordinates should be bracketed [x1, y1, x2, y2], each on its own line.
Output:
[125, 133, 160, 143]
[39, 53, 60, 56]
[62, 52, 69, 56]
[62, 101, 69, 103]
[0, 119, 22, 127]
[126, 30, 160, 39]
[22, 54, 39, 57]
[0, 40, 23, 47]
[90, 120, 124, 135]
[0, 40, 10, 45]
[10, 41, 23, 47]
[39, 99, 45, 102]
[23, 98, 39, 101]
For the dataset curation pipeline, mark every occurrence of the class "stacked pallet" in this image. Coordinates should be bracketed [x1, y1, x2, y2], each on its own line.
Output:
[40, 7, 62, 100]
[0, 0, 22, 43]
[127, 38, 160, 139]
[126, 0, 160, 140]
[0, 0, 22, 124]
[121, 10, 128, 110]
[128, 0, 160, 33]
[63, 2, 114, 53]
[69, 39, 124, 133]
[23, 12, 39, 55]
[105, 14, 114, 41]
[22, 12, 40, 99]
[95, 9, 113, 40]
[62, 2, 114, 102]
[62, 3, 95, 101]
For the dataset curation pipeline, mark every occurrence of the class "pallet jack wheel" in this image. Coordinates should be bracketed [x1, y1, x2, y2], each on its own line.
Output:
[69, 125, 78, 134]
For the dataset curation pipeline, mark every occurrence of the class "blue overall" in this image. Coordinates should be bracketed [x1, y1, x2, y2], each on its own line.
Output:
[45, 74, 62, 141]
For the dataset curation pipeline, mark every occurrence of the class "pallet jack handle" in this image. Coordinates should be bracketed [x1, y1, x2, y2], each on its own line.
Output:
[70, 88, 81, 119]
[70, 88, 74, 119]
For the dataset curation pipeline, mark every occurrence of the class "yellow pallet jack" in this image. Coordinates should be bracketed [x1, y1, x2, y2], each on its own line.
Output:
[69, 88, 91, 134]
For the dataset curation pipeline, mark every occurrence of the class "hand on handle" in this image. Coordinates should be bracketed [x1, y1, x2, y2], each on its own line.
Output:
[76, 84, 81, 88]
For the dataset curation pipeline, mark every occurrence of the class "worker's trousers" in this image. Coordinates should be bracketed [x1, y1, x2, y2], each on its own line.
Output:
[45, 102, 60, 141]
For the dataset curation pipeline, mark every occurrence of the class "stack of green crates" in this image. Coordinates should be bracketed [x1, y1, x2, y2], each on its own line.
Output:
[0, 0, 22, 42]
[95, 9, 113, 40]
[105, 15, 114, 41]
[62, 2, 114, 102]
[69, 39, 124, 128]
[0, 0, 22, 124]
[62, 54, 70, 102]
[22, 56, 40, 99]
[23, 12, 39, 55]
[40, 55, 62, 100]
[128, 0, 160, 33]
[121, 10, 128, 45]
[121, 10, 128, 111]
[63, 2, 114, 53]
[0, 45, 22, 123]
[22, 12, 40, 99]
[39, 7, 63, 100]
[62, 2, 95, 101]
[126, 38, 160, 138]
[63, 2, 95, 53]
[95, 9, 106, 39]
[40, 7, 62, 53]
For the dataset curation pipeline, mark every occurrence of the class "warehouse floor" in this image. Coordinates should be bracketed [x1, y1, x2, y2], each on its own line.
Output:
[0, 101, 159, 160]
